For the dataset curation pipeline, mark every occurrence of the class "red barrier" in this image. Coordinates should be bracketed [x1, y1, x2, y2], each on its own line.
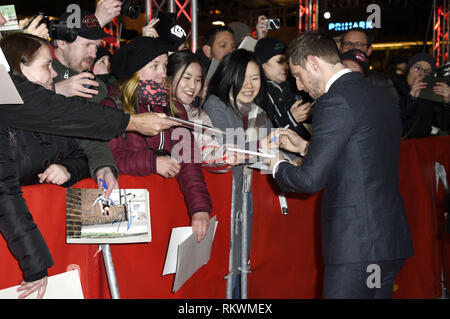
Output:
[0, 136, 449, 298]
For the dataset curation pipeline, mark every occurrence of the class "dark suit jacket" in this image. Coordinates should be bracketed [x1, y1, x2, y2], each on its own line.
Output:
[275, 71, 414, 265]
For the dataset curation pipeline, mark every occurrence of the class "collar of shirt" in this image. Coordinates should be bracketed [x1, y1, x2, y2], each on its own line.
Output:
[325, 68, 352, 93]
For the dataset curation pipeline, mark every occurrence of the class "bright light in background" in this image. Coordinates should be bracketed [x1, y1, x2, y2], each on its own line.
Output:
[324, 11, 331, 19]
[212, 21, 225, 26]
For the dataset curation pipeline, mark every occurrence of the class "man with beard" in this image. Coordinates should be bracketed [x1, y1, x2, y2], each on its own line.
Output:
[52, 9, 120, 195]
[265, 31, 414, 299]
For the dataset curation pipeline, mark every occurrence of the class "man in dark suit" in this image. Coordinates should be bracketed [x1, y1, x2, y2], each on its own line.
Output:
[266, 31, 414, 299]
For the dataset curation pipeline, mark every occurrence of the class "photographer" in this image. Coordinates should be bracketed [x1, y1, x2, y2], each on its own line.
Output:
[399, 53, 450, 139]
[51, 9, 120, 195]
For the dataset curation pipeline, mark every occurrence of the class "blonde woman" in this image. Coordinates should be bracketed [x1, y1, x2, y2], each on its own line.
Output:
[102, 37, 212, 242]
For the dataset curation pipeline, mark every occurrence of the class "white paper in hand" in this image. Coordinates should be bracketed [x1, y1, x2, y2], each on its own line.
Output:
[0, 63, 24, 104]
[0, 270, 84, 299]
[162, 216, 218, 292]
[0, 47, 10, 72]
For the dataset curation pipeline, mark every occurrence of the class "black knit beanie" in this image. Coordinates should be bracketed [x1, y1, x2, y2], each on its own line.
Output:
[254, 37, 286, 64]
[111, 36, 169, 80]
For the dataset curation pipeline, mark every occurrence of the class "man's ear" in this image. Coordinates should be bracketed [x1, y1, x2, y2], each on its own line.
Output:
[55, 39, 66, 50]
[202, 45, 212, 60]
[19, 62, 27, 76]
[306, 55, 320, 71]
[367, 45, 373, 56]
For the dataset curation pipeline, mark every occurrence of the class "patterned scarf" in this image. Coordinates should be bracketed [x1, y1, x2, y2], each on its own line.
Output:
[230, 93, 269, 193]
[137, 80, 170, 107]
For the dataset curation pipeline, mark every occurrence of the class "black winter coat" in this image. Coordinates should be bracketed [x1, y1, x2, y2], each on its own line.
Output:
[0, 124, 90, 282]
[399, 94, 450, 139]
[0, 76, 127, 282]
[264, 78, 312, 141]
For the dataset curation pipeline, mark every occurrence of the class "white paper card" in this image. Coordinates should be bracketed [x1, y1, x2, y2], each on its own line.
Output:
[162, 216, 218, 292]
[0, 64, 23, 104]
[0, 47, 10, 72]
[238, 36, 258, 52]
[0, 270, 84, 299]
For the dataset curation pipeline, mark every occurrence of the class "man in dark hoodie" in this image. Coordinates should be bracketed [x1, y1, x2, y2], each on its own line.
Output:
[51, 9, 120, 193]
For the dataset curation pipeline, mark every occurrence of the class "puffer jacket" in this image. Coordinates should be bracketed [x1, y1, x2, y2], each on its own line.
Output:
[0, 125, 90, 282]
[102, 96, 212, 217]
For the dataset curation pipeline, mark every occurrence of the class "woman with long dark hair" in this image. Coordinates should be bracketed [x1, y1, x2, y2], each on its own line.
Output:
[203, 49, 273, 298]
[166, 50, 223, 166]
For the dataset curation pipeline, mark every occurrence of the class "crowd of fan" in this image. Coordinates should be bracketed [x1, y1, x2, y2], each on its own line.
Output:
[0, 0, 449, 298]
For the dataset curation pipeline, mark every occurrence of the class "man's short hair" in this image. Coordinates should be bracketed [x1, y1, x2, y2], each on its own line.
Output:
[286, 30, 341, 68]
[202, 26, 234, 47]
[341, 27, 372, 47]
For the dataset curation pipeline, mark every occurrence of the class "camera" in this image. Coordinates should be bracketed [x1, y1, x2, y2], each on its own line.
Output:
[266, 18, 281, 30]
[30, 14, 78, 42]
[121, 0, 141, 19]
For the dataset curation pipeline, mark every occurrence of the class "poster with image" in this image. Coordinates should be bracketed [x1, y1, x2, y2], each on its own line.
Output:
[66, 188, 151, 244]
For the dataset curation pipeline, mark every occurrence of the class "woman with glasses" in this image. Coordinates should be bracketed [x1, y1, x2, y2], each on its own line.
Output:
[399, 53, 450, 139]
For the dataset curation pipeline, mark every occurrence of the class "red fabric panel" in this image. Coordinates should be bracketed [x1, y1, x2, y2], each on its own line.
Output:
[100, 173, 233, 298]
[0, 182, 107, 298]
[248, 174, 324, 298]
[394, 136, 450, 298]
[0, 136, 449, 298]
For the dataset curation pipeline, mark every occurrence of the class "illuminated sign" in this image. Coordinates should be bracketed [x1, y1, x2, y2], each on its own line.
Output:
[328, 21, 374, 31]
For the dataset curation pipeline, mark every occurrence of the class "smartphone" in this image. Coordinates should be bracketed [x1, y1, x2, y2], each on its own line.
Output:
[418, 75, 448, 103]
[266, 18, 280, 30]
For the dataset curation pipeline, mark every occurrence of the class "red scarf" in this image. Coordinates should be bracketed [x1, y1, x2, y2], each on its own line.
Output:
[137, 80, 170, 107]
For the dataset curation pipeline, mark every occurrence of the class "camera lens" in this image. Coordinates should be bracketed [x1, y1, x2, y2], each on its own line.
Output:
[121, 0, 141, 19]
[49, 21, 78, 42]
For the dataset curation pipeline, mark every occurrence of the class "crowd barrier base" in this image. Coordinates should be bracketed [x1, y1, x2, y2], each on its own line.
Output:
[0, 136, 449, 299]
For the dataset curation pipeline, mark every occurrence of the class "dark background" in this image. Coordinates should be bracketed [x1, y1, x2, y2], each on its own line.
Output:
[9, 0, 433, 42]
[8, 0, 437, 70]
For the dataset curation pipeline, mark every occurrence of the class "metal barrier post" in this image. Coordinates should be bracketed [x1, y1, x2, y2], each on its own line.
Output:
[225, 176, 237, 298]
[240, 192, 248, 299]
[100, 244, 120, 299]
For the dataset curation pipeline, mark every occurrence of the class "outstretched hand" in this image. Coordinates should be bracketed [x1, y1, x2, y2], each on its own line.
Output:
[127, 112, 181, 136]
[17, 277, 48, 299]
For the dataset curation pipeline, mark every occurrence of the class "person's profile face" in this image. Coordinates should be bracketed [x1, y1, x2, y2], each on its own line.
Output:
[262, 54, 289, 84]
[21, 45, 57, 91]
[211, 31, 236, 61]
[173, 62, 203, 105]
[138, 53, 169, 85]
[289, 58, 323, 100]
[63, 36, 103, 72]
[406, 60, 432, 88]
[340, 31, 372, 56]
[236, 61, 261, 104]
[92, 55, 111, 75]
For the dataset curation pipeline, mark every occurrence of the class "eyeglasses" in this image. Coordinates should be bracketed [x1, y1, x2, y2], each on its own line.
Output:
[341, 41, 368, 49]
[410, 64, 432, 76]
